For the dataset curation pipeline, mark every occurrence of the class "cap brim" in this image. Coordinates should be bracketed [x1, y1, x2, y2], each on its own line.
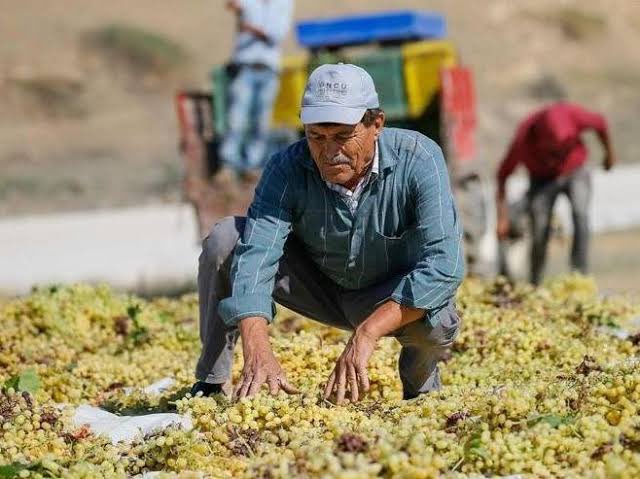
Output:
[300, 106, 366, 125]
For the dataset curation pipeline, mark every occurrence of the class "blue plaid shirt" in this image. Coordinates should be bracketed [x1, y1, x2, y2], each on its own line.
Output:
[219, 128, 465, 326]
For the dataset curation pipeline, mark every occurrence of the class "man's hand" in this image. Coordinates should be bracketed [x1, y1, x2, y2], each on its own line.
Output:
[497, 212, 510, 241]
[603, 152, 615, 171]
[596, 129, 614, 172]
[323, 329, 376, 404]
[496, 181, 510, 241]
[323, 301, 425, 404]
[235, 317, 298, 399]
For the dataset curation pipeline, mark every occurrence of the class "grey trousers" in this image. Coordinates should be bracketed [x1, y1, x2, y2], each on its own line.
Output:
[195, 216, 461, 399]
[528, 166, 591, 285]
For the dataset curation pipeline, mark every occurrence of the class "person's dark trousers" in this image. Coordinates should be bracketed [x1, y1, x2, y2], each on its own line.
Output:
[195, 216, 461, 400]
[527, 165, 592, 285]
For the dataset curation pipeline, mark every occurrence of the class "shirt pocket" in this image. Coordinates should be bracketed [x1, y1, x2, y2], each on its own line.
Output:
[370, 228, 420, 276]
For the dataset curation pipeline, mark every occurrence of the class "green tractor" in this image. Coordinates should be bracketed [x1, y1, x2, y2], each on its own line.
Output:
[176, 11, 492, 275]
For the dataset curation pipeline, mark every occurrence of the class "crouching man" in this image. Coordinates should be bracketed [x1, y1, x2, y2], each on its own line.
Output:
[191, 64, 464, 403]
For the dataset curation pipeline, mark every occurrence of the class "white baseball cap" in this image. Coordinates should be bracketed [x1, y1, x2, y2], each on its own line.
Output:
[300, 63, 380, 125]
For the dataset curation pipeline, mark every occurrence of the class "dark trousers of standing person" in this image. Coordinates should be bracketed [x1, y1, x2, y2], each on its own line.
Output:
[195, 216, 461, 400]
[527, 166, 592, 285]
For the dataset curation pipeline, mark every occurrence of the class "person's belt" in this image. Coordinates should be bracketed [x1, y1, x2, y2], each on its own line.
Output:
[238, 63, 271, 71]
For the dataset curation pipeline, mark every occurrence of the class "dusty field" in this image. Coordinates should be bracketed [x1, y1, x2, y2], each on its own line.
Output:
[1, 0, 640, 215]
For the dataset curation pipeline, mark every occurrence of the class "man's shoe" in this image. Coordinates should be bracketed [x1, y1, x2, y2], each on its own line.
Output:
[189, 381, 224, 398]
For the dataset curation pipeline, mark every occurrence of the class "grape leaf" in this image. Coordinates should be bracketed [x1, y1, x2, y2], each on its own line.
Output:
[528, 414, 575, 428]
[18, 369, 41, 394]
[2, 376, 19, 392]
[464, 432, 488, 459]
[2, 369, 41, 394]
[0, 463, 27, 478]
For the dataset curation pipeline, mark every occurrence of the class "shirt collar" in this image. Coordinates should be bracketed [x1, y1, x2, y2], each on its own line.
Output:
[371, 140, 380, 176]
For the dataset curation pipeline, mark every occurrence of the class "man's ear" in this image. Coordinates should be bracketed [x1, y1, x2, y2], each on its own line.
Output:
[374, 112, 385, 137]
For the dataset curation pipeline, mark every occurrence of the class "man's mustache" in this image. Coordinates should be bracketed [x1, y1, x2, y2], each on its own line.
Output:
[323, 154, 351, 166]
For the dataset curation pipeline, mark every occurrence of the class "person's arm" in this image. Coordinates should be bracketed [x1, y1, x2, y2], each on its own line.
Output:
[495, 180, 510, 240]
[388, 136, 465, 312]
[239, 23, 270, 43]
[570, 104, 615, 171]
[600, 133, 615, 171]
[496, 123, 528, 239]
[217, 155, 298, 398]
[228, 0, 270, 42]
[241, 0, 293, 45]
[323, 135, 465, 404]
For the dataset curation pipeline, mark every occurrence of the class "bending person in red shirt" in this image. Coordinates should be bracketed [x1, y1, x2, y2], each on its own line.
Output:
[496, 102, 615, 285]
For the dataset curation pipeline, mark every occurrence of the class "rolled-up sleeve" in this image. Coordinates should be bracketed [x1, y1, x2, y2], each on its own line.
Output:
[218, 155, 293, 326]
[391, 136, 465, 312]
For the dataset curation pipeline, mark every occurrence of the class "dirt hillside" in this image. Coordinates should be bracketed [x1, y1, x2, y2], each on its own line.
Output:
[1, 0, 639, 214]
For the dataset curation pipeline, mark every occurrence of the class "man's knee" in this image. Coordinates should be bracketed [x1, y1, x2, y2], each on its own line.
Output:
[398, 302, 461, 349]
[200, 216, 246, 267]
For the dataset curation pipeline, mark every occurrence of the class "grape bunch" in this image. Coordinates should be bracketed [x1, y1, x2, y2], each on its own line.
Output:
[0, 276, 639, 478]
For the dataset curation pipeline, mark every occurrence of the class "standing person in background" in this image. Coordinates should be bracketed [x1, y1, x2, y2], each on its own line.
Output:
[215, 0, 293, 190]
[496, 102, 615, 285]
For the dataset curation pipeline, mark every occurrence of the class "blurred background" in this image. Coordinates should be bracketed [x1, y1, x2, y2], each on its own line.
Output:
[1, 0, 639, 296]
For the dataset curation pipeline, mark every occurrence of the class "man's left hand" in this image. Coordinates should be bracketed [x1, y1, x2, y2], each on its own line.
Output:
[323, 301, 424, 404]
[323, 329, 377, 404]
[603, 152, 616, 171]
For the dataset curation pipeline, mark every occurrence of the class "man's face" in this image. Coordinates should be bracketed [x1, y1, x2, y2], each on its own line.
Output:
[305, 115, 383, 189]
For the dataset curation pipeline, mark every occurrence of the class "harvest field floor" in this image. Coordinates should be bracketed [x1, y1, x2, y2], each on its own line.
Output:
[0, 276, 639, 477]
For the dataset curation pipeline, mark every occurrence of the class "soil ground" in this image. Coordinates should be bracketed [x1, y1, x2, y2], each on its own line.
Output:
[547, 228, 640, 298]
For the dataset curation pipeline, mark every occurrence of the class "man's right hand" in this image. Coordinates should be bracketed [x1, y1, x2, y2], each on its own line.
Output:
[495, 182, 511, 241]
[603, 152, 616, 171]
[496, 213, 510, 241]
[235, 317, 298, 399]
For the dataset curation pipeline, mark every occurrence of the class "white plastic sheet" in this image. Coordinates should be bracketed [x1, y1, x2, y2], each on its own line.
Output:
[123, 377, 176, 396]
[597, 316, 640, 341]
[72, 405, 192, 445]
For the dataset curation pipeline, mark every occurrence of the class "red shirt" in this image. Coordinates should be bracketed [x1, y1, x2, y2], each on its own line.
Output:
[497, 102, 608, 181]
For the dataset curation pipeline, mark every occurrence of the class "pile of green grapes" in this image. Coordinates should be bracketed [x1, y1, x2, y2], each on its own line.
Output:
[0, 276, 639, 478]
